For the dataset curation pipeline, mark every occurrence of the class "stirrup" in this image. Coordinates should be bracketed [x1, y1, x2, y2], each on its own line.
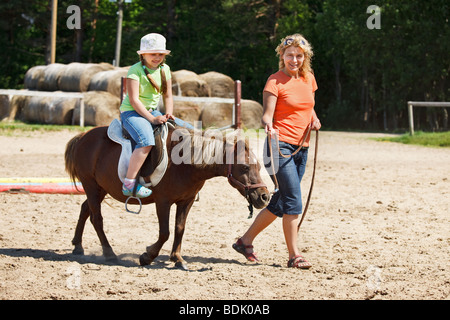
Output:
[125, 196, 142, 214]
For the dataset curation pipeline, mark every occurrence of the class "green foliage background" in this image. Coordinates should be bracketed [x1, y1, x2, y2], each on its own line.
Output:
[1, 0, 448, 131]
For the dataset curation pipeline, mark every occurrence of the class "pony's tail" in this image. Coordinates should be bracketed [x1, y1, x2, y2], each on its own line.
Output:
[64, 133, 84, 191]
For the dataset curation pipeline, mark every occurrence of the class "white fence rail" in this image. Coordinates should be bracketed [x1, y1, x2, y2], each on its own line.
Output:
[407, 101, 450, 135]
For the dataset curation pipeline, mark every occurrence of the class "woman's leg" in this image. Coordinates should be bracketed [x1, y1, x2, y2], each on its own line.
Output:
[240, 208, 277, 246]
[282, 214, 301, 259]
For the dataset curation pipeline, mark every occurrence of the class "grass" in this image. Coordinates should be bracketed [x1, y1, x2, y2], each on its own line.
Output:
[374, 131, 450, 148]
[0, 121, 93, 136]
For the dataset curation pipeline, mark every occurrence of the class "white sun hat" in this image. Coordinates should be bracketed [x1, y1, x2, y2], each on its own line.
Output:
[137, 33, 171, 55]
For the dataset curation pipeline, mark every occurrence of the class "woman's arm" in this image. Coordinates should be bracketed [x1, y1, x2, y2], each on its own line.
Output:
[262, 91, 277, 134]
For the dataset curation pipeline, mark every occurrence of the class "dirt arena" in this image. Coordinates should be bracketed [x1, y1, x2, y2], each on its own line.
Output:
[0, 128, 448, 300]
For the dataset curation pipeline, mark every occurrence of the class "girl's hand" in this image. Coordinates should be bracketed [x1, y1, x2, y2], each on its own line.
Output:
[151, 115, 167, 125]
[165, 113, 175, 121]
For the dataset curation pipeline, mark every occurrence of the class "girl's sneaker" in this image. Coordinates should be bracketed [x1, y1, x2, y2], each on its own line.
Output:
[122, 183, 152, 198]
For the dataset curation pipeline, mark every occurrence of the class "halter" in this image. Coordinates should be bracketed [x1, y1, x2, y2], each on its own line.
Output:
[227, 163, 267, 219]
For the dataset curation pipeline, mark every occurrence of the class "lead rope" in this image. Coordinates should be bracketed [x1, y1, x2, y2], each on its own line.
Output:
[268, 126, 319, 232]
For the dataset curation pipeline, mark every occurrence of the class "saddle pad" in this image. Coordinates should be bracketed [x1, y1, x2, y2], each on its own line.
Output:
[107, 119, 169, 187]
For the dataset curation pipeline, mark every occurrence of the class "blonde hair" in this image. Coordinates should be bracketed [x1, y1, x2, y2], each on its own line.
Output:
[276, 34, 314, 78]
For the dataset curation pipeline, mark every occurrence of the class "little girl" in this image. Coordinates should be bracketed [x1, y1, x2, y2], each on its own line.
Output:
[120, 33, 191, 198]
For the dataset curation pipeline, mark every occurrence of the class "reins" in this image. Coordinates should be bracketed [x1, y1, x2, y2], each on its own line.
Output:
[268, 125, 319, 231]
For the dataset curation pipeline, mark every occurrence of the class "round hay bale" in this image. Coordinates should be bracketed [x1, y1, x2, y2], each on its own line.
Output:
[240, 99, 263, 129]
[0, 95, 10, 121]
[88, 67, 129, 97]
[72, 91, 120, 126]
[199, 71, 235, 98]
[172, 70, 210, 97]
[24, 65, 46, 90]
[36, 63, 67, 91]
[18, 94, 78, 125]
[200, 99, 263, 129]
[58, 62, 115, 92]
[21, 96, 51, 123]
[9, 95, 30, 121]
[200, 102, 232, 129]
[172, 101, 201, 125]
[42, 96, 78, 125]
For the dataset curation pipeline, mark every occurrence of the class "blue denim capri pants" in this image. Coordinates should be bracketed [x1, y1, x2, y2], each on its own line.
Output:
[264, 137, 309, 217]
[121, 110, 194, 149]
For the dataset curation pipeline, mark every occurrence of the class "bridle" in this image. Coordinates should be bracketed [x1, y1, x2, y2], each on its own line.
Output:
[227, 163, 267, 219]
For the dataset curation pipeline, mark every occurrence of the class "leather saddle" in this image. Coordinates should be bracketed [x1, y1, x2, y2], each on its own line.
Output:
[107, 118, 172, 187]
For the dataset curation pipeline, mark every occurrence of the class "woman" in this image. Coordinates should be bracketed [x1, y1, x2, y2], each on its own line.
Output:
[120, 33, 191, 198]
[233, 34, 321, 269]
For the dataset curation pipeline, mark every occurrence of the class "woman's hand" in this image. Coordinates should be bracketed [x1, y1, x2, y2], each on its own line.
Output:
[263, 121, 274, 135]
[311, 118, 321, 130]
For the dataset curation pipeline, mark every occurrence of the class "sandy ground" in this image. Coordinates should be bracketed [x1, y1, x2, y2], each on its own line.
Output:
[0, 128, 448, 301]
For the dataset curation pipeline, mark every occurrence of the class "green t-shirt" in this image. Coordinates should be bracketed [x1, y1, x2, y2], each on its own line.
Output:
[119, 62, 172, 112]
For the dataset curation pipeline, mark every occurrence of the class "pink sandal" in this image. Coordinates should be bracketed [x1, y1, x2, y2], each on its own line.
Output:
[232, 238, 259, 262]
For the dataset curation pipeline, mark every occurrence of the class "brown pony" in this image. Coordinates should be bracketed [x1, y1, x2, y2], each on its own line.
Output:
[64, 124, 269, 269]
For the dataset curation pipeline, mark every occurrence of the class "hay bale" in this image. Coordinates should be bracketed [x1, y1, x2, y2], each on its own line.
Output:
[24, 65, 46, 90]
[36, 63, 67, 91]
[8, 95, 30, 121]
[72, 91, 120, 126]
[172, 101, 201, 125]
[43, 97, 78, 125]
[0, 95, 10, 121]
[240, 99, 263, 129]
[200, 99, 263, 129]
[88, 67, 129, 97]
[19, 94, 78, 125]
[20, 96, 50, 123]
[58, 62, 115, 92]
[199, 71, 235, 98]
[172, 70, 210, 97]
[200, 102, 232, 129]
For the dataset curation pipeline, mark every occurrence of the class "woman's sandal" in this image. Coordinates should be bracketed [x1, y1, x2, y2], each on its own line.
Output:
[232, 238, 259, 262]
[287, 255, 312, 269]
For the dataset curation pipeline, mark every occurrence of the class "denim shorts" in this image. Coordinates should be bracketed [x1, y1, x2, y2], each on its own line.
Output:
[264, 137, 308, 217]
[121, 110, 194, 149]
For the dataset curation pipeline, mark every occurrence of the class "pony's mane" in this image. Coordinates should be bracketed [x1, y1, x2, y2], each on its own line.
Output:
[170, 128, 251, 168]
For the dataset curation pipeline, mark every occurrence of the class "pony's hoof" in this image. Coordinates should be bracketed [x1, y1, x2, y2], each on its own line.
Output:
[175, 261, 188, 271]
[139, 252, 152, 266]
[72, 246, 84, 256]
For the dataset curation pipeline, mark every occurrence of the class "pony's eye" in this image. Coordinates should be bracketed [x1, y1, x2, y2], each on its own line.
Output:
[241, 164, 250, 174]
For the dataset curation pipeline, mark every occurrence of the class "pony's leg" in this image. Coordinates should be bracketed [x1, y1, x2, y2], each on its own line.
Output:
[71, 200, 90, 255]
[139, 201, 171, 266]
[84, 185, 116, 261]
[170, 199, 195, 270]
